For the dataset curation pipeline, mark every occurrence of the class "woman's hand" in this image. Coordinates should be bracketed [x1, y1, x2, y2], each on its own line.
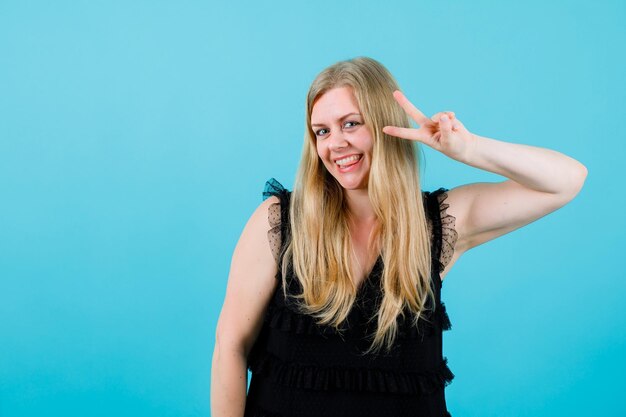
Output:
[382, 90, 476, 163]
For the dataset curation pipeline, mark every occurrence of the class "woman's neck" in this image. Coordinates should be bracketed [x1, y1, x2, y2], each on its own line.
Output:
[345, 188, 376, 224]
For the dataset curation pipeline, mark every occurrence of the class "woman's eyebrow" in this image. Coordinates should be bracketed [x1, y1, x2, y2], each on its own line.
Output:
[311, 113, 362, 127]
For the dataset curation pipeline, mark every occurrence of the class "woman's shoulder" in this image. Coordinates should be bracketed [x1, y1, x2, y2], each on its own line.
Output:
[423, 187, 458, 279]
[422, 187, 452, 217]
[261, 177, 291, 224]
[261, 178, 292, 265]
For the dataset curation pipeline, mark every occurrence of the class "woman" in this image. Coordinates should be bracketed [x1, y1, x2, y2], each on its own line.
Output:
[211, 57, 587, 417]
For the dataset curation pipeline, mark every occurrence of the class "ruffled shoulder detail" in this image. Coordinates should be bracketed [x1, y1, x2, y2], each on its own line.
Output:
[262, 177, 289, 201]
[262, 178, 291, 266]
[248, 350, 454, 396]
[424, 188, 458, 277]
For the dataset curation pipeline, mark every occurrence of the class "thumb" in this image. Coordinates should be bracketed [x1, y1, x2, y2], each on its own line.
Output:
[439, 114, 453, 136]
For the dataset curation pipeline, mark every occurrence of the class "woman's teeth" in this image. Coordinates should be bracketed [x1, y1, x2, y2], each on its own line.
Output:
[336, 155, 361, 167]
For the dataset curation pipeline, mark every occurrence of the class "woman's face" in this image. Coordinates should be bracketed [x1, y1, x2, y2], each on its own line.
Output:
[311, 86, 374, 191]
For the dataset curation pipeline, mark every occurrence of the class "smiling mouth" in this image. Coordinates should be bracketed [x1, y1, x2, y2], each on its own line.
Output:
[335, 154, 362, 168]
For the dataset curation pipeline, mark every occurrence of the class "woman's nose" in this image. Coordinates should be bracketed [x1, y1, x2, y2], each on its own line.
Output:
[329, 131, 348, 151]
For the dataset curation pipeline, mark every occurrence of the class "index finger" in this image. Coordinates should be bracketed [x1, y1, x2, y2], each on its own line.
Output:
[392, 90, 429, 126]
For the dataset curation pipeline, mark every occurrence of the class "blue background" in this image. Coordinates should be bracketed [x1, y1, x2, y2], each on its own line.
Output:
[1, 1, 624, 416]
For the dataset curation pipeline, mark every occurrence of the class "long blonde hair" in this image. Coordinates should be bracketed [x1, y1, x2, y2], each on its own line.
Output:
[279, 56, 435, 355]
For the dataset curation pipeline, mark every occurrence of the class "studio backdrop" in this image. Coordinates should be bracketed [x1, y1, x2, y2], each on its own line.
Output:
[1, 1, 624, 416]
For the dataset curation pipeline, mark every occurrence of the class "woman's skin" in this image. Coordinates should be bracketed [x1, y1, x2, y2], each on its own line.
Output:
[210, 87, 588, 417]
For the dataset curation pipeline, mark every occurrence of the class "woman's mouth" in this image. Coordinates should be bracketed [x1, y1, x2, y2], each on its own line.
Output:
[335, 154, 362, 173]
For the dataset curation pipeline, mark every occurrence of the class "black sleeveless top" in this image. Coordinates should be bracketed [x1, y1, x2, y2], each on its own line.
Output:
[245, 178, 457, 417]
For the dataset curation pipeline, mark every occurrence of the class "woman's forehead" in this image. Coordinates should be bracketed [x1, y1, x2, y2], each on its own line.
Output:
[311, 87, 361, 123]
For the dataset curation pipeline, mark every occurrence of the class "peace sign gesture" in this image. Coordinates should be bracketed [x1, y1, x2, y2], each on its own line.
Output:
[382, 90, 476, 163]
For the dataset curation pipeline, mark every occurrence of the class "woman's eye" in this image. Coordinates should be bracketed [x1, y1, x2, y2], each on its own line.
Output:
[315, 121, 360, 137]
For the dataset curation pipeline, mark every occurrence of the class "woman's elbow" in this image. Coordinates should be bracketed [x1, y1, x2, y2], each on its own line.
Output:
[559, 164, 588, 200]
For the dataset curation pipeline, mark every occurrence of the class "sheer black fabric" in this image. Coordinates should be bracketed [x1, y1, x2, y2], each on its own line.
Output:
[246, 178, 458, 417]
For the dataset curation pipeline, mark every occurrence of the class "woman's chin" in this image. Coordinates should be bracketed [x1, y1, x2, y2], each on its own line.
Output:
[326, 168, 369, 190]
[336, 177, 368, 191]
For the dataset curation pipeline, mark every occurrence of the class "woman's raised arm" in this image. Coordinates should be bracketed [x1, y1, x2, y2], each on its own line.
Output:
[384, 90, 587, 259]
[211, 196, 280, 417]
[441, 137, 587, 254]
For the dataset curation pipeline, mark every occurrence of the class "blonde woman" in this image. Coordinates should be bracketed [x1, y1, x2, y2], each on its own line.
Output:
[211, 57, 587, 417]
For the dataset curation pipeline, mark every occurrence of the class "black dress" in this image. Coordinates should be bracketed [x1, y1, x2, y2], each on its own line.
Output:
[245, 178, 458, 417]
